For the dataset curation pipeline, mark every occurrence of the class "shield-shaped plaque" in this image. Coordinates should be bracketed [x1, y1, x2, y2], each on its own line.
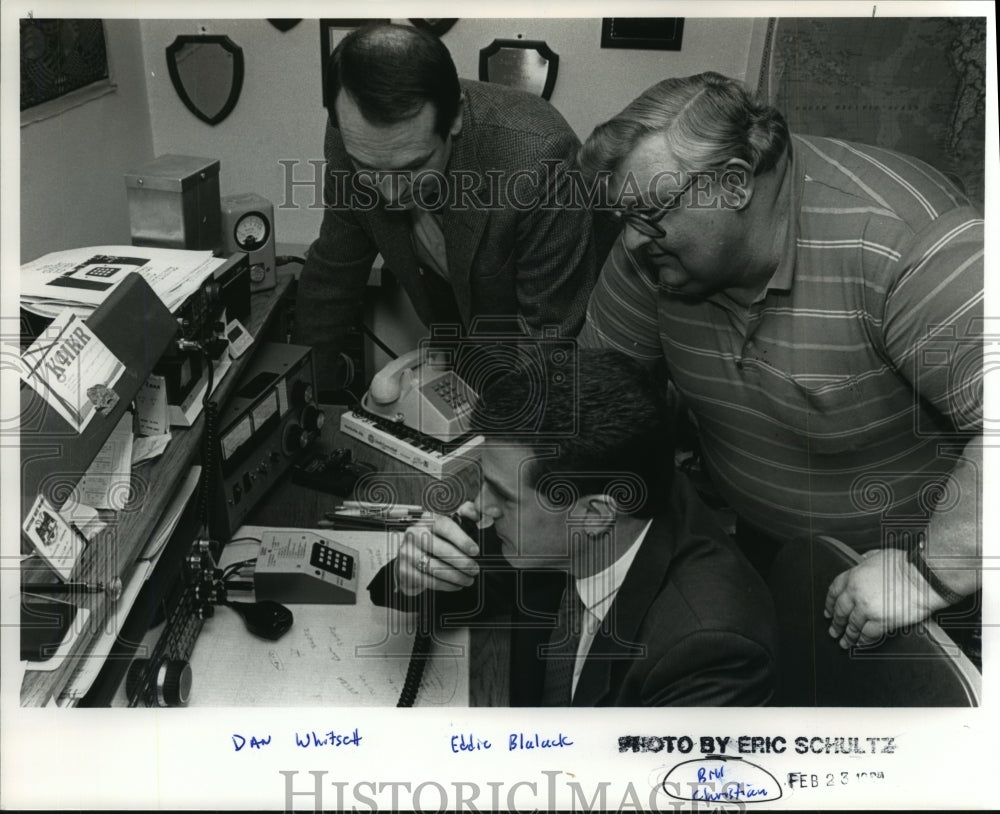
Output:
[166, 35, 245, 126]
[478, 39, 559, 100]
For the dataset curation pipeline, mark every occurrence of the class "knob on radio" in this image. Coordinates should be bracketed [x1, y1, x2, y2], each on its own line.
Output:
[126, 658, 193, 707]
[157, 660, 193, 707]
[300, 404, 325, 433]
[282, 424, 309, 453]
[291, 380, 314, 406]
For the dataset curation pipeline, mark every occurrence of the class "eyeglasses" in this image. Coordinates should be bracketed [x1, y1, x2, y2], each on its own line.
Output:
[607, 176, 695, 239]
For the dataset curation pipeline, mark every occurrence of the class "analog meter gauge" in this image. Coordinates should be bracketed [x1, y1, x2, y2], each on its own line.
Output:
[221, 193, 277, 292]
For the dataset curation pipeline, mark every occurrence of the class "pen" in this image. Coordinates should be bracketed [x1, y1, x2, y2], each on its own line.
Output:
[328, 507, 424, 520]
[22, 581, 110, 594]
[317, 516, 410, 530]
[339, 500, 424, 513]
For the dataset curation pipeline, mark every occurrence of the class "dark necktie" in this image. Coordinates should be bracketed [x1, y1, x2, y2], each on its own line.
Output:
[540, 584, 586, 706]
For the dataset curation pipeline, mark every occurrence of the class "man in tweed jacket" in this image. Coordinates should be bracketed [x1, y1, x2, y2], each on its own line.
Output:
[294, 24, 598, 377]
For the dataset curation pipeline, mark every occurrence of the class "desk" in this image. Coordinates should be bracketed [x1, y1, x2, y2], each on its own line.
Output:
[243, 408, 511, 707]
[101, 412, 509, 708]
[175, 527, 471, 707]
[20, 262, 510, 707]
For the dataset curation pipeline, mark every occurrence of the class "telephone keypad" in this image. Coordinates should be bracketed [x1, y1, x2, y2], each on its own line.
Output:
[430, 373, 470, 411]
[310, 542, 355, 580]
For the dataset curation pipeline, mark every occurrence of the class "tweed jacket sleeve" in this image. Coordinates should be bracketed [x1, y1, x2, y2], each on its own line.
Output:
[293, 118, 379, 357]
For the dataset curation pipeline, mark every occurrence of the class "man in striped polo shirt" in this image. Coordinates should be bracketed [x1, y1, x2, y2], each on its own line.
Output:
[576, 72, 983, 654]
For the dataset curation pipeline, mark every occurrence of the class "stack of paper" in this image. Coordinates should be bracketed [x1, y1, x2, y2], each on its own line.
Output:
[20, 245, 226, 318]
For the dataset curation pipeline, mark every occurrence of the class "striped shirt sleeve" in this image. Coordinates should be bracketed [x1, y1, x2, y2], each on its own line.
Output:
[577, 237, 663, 362]
[880, 208, 984, 432]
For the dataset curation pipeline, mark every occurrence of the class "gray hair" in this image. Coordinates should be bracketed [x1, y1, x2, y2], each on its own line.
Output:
[579, 72, 790, 180]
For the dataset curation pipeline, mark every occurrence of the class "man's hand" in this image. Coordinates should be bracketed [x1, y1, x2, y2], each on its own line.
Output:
[823, 548, 949, 649]
[395, 502, 481, 596]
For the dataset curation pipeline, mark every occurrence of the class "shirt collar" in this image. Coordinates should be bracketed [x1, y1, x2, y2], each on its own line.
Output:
[763, 139, 803, 295]
[574, 518, 654, 624]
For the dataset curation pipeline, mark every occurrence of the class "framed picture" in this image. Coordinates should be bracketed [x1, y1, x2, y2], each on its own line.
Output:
[320, 19, 389, 107]
[600, 18, 685, 51]
[20, 18, 110, 111]
[409, 19, 458, 37]
[268, 19, 301, 32]
[479, 39, 559, 101]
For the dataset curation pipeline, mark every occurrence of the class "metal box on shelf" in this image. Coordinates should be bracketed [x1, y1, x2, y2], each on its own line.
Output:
[124, 154, 221, 251]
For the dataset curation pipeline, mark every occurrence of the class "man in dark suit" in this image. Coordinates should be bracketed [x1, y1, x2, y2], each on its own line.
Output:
[294, 23, 599, 387]
[369, 348, 777, 706]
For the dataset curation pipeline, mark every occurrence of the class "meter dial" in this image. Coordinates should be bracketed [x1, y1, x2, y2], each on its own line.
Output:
[233, 211, 270, 250]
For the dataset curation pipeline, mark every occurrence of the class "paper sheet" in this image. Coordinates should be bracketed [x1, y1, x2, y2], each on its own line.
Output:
[135, 374, 170, 436]
[186, 528, 469, 707]
[56, 562, 153, 703]
[17, 607, 91, 672]
[131, 432, 171, 465]
[19, 245, 223, 314]
[76, 411, 134, 510]
[137, 466, 202, 563]
[58, 490, 107, 542]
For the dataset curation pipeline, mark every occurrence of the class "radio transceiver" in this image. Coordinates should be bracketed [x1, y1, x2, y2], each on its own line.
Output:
[153, 252, 251, 406]
[210, 343, 324, 541]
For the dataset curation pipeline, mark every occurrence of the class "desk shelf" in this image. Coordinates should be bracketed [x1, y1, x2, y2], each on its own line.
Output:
[20, 269, 295, 706]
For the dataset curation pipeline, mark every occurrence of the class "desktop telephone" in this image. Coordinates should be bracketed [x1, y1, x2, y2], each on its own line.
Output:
[361, 349, 477, 442]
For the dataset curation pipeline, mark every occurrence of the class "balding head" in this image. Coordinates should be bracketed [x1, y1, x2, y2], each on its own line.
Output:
[326, 23, 461, 138]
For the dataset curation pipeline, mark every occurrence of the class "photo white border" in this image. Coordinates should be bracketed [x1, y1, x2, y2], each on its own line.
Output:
[2, 1, 997, 810]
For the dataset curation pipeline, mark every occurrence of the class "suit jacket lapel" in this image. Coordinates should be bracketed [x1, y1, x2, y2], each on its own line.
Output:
[368, 208, 453, 325]
[571, 516, 676, 706]
[368, 210, 417, 275]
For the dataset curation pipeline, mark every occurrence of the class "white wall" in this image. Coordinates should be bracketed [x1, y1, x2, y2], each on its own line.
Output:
[445, 18, 759, 135]
[139, 18, 329, 250]
[134, 17, 761, 359]
[17, 17, 762, 354]
[19, 19, 155, 262]
[138, 17, 761, 252]
[18, 17, 762, 260]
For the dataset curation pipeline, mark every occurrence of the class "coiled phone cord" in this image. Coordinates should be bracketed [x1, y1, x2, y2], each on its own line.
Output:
[396, 515, 480, 707]
[396, 628, 432, 708]
[397, 583, 434, 707]
[196, 345, 218, 541]
[175, 339, 218, 540]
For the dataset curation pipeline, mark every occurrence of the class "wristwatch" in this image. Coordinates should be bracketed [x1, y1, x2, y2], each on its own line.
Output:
[906, 539, 965, 606]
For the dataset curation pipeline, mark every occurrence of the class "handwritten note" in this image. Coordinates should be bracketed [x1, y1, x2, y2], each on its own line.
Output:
[660, 757, 782, 802]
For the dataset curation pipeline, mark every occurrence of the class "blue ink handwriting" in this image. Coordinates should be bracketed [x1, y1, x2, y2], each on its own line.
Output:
[294, 728, 363, 748]
[508, 731, 574, 751]
[232, 733, 271, 751]
[451, 733, 491, 753]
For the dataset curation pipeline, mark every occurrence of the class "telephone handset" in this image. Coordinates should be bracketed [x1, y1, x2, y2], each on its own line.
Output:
[362, 348, 477, 442]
